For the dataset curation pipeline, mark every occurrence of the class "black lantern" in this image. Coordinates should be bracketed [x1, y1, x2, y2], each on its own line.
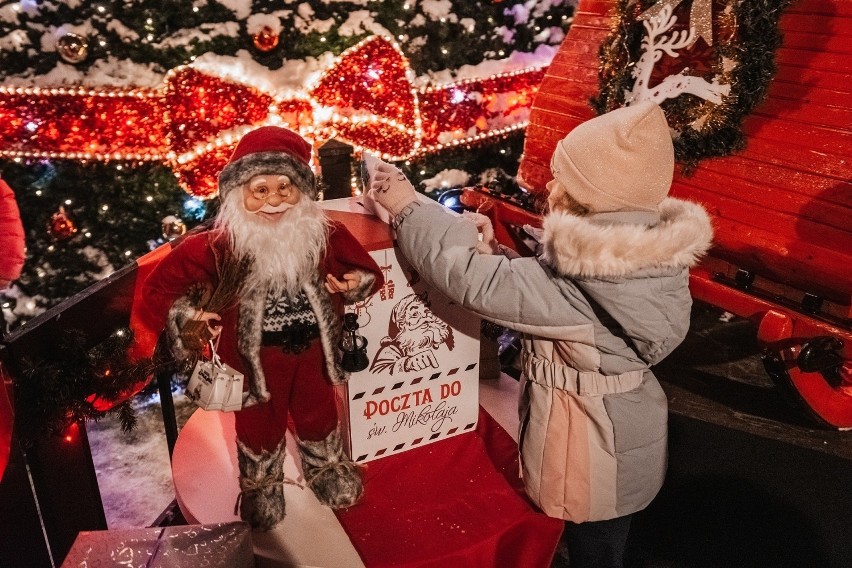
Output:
[339, 313, 369, 372]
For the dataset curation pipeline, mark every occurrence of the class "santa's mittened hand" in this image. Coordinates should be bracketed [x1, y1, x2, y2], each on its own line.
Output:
[369, 162, 417, 218]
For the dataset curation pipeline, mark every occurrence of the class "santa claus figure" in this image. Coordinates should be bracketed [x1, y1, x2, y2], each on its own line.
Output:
[132, 126, 383, 530]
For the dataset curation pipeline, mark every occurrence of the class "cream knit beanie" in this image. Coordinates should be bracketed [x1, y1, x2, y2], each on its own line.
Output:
[549, 101, 674, 213]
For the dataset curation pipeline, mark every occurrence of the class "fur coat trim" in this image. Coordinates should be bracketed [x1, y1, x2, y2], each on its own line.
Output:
[540, 197, 713, 279]
[165, 294, 199, 362]
[160, 224, 382, 407]
[340, 270, 376, 304]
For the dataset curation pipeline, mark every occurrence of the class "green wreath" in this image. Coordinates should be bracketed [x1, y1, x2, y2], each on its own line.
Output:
[591, 0, 793, 173]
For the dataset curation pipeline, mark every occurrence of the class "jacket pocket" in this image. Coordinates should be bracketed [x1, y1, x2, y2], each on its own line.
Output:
[603, 374, 668, 454]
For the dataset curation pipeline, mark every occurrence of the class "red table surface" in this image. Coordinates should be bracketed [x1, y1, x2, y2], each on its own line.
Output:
[335, 407, 564, 567]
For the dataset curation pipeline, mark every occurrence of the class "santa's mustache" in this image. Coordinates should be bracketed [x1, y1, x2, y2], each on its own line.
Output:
[258, 202, 295, 214]
[397, 319, 450, 353]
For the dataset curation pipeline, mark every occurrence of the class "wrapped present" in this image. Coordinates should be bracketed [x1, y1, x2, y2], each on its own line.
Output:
[61, 522, 253, 568]
[62, 527, 162, 567]
[152, 523, 253, 567]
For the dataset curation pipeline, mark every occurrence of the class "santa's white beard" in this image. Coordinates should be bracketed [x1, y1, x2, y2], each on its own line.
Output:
[396, 319, 450, 355]
[216, 191, 329, 298]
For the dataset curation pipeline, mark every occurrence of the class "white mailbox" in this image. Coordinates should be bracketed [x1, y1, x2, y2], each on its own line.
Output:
[322, 199, 481, 463]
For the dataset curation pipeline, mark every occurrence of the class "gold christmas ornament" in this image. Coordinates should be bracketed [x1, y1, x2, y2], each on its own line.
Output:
[57, 32, 89, 64]
[252, 27, 280, 52]
[161, 215, 187, 240]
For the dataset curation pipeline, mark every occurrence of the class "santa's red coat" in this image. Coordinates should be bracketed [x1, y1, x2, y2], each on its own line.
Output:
[130, 220, 383, 379]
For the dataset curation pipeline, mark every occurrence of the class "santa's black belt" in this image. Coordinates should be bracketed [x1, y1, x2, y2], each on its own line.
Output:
[261, 324, 320, 354]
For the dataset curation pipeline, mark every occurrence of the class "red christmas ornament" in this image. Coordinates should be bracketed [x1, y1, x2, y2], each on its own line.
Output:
[252, 27, 280, 52]
[49, 206, 77, 240]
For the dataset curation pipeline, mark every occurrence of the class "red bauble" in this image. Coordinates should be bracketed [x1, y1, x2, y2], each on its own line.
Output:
[49, 207, 77, 240]
[252, 27, 280, 52]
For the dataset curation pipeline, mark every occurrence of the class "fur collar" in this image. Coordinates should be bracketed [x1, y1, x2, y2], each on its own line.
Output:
[540, 197, 713, 278]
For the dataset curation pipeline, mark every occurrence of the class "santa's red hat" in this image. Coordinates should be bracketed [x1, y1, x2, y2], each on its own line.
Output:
[217, 126, 317, 200]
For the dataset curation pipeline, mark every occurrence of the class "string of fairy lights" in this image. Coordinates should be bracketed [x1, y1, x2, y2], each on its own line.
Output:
[1, 35, 546, 200]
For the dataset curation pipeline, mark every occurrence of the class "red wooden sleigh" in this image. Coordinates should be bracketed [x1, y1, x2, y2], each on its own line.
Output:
[463, 0, 852, 429]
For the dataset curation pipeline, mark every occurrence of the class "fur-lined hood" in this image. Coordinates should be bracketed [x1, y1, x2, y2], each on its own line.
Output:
[540, 197, 713, 279]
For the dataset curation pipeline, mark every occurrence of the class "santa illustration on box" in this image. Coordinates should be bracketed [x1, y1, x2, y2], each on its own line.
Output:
[369, 293, 454, 375]
[131, 126, 383, 531]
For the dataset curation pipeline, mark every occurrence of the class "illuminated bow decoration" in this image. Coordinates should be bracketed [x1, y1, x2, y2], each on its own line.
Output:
[0, 36, 544, 198]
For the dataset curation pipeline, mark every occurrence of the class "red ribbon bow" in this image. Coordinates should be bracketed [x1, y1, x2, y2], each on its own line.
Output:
[0, 36, 544, 198]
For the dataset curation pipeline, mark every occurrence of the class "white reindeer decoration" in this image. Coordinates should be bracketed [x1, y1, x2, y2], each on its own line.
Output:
[624, 3, 731, 107]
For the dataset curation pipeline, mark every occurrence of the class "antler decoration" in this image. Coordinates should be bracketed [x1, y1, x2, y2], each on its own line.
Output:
[638, 0, 714, 47]
[626, 4, 730, 106]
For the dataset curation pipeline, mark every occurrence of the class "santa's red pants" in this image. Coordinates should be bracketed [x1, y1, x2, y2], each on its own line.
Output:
[234, 341, 338, 454]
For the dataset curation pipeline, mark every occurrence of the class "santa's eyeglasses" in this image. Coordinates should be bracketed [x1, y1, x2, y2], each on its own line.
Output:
[247, 177, 296, 201]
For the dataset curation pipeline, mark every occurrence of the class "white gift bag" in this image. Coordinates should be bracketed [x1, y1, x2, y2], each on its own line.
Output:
[186, 340, 244, 412]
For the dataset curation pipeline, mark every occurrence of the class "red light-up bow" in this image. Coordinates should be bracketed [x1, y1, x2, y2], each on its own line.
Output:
[0, 36, 544, 198]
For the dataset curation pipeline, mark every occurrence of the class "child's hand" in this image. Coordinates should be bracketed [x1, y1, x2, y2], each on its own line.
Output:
[325, 271, 363, 294]
[463, 211, 499, 254]
[369, 162, 417, 218]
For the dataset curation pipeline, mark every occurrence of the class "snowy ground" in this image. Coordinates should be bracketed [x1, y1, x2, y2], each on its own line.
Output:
[86, 387, 196, 528]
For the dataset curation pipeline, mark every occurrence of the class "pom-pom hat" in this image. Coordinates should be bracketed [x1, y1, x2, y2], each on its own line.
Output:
[218, 126, 318, 200]
[549, 101, 674, 213]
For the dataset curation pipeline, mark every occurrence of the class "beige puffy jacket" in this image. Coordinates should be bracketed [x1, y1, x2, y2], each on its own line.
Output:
[393, 197, 713, 522]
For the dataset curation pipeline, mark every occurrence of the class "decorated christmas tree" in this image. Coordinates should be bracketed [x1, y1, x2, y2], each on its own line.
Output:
[0, 0, 573, 331]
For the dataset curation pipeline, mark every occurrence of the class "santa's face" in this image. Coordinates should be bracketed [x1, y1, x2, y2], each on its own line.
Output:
[243, 174, 302, 223]
[218, 174, 328, 298]
[404, 302, 432, 330]
[396, 304, 450, 354]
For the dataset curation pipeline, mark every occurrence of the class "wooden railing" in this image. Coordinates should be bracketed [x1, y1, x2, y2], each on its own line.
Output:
[1, 260, 141, 566]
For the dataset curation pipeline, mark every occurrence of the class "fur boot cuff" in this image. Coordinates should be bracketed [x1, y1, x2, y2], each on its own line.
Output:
[235, 440, 286, 531]
[297, 429, 363, 509]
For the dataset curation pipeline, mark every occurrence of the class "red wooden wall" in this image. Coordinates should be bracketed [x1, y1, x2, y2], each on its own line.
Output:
[519, 0, 852, 317]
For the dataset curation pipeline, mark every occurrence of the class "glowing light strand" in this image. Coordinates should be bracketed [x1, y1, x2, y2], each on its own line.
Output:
[0, 36, 547, 197]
